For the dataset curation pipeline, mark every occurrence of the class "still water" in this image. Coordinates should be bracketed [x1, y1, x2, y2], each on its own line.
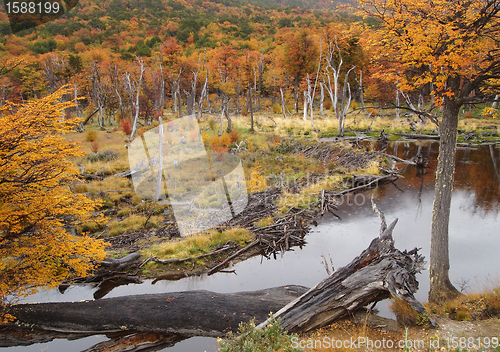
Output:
[3, 141, 500, 352]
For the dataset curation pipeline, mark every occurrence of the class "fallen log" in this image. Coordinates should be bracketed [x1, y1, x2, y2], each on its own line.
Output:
[378, 152, 417, 166]
[258, 200, 434, 333]
[326, 174, 399, 197]
[394, 132, 440, 140]
[5, 286, 308, 338]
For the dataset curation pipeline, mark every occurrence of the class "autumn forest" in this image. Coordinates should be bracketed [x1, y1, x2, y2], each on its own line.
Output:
[1, 0, 500, 349]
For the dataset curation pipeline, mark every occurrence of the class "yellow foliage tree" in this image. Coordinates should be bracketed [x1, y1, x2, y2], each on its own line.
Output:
[358, 0, 500, 303]
[0, 88, 108, 309]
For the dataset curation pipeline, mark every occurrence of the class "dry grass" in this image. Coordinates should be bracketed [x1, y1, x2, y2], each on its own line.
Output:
[107, 214, 163, 237]
[426, 287, 500, 321]
[141, 227, 252, 261]
[254, 216, 274, 228]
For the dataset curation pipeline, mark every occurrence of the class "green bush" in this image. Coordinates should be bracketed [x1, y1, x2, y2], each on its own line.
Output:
[86, 149, 119, 163]
[218, 317, 304, 352]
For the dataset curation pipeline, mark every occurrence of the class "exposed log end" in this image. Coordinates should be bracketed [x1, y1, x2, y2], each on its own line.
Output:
[258, 201, 434, 333]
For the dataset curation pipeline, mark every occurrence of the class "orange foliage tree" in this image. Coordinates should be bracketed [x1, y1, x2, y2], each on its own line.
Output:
[0, 88, 107, 309]
[358, 0, 500, 303]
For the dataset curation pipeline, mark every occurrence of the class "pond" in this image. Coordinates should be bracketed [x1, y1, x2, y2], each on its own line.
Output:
[3, 141, 500, 352]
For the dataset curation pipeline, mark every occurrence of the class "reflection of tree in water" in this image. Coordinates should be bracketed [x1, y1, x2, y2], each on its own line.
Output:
[380, 141, 499, 215]
[414, 141, 432, 219]
[454, 145, 500, 215]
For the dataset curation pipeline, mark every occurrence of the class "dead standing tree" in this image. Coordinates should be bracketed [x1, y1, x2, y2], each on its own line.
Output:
[338, 66, 356, 137]
[125, 57, 145, 140]
[323, 39, 342, 122]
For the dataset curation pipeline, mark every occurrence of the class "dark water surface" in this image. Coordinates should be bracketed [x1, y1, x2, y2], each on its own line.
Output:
[4, 141, 500, 352]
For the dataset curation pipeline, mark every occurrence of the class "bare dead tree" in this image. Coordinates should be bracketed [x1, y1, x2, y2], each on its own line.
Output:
[323, 39, 342, 121]
[129, 57, 145, 140]
[280, 87, 288, 119]
[339, 66, 355, 137]
[248, 84, 254, 132]
[111, 64, 125, 122]
[90, 62, 105, 129]
[256, 50, 266, 111]
[197, 69, 209, 122]
[319, 82, 325, 116]
[185, 60, 201, 117]
[356, 70, 365, 110]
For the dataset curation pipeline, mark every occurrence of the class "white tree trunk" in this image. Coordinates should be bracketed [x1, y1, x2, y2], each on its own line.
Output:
[303, 90, 308, 121]
[325, 39, 342, 121]
[130, 58, 145, 140]
[320, 83, 325, 116]
[280, 88, 287, 119]
[339, 66, 355, 137]
[155, 116, 164, 201]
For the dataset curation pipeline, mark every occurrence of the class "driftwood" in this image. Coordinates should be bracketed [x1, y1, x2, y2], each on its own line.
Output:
[395, 133, 440, 140]
[257, 200, 434, 333]
[79, 173, 103, 180]
[105, 166, 142, 179]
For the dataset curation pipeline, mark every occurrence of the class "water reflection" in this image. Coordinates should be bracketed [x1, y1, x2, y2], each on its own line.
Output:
[6, 141, 500, 352]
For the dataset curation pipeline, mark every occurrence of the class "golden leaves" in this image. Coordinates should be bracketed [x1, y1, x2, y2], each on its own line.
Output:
[0, 87, 107, 304]
[357, 0, 500, 97]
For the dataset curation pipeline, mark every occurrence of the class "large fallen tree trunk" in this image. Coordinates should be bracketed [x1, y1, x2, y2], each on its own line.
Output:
[258, 200, 434, 333]
[4, 202, 431, 341]
[4, 286, 308, 338]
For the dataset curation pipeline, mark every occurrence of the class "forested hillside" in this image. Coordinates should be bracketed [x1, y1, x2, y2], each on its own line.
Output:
[0, 0, 374, 117]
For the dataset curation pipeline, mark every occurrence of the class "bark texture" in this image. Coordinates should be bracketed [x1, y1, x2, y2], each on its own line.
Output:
[429, 99, 461, 303]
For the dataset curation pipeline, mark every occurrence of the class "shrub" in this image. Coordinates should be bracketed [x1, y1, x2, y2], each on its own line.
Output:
[323, 100, 332, 109]
[208, 119, 217, 130]
[211, 133, 232, 149]
[90, 141, 99, 153]
[210, 135, 222, 149]
[220, 132, 232, 147]
[229, 129, 240, 143]
[463, 111, 473, 119]
[85, 130, 98, 142]
[241, 106, 248, 116]
[212, 145, 229, 160]
[115, 111, 123, 123]
[86, 149, 119, 163]
[188, 129, 199, 142]
[272, 102, 282, 114]
[368, 107, 378, 116]
[218, 316, 304, 352]
[120, 119, 133, 134]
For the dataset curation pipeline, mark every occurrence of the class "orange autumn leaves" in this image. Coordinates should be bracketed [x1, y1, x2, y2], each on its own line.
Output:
[0, 88, 107, 303]
[357, 0, 500, 104]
